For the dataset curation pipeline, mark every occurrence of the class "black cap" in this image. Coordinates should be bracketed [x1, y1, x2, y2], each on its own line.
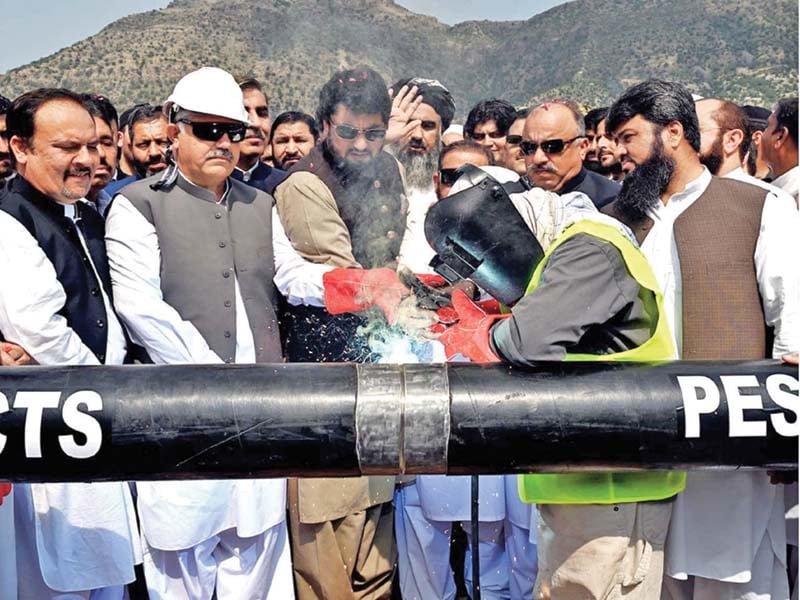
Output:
[740, 105, 771, 132]
[391, 77, 456, 131]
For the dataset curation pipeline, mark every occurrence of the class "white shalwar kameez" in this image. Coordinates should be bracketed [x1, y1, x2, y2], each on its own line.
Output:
[638, 168, 798, 600]
[0, 205, 141, 599]
[105, 195, 293, 600]
[0, 487, 16, 600]
[396, 181, 537, 600]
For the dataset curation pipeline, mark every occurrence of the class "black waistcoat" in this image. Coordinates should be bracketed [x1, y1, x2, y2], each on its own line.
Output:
[280, 147, 407, 363]
[0, 176, 110, 362]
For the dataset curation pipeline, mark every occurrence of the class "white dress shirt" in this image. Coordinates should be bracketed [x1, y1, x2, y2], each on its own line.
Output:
[727, 166, 800, 552]
[639, 167, 798, 583]
[725, 166, 796, 204]
[0, 201, 140, 591]
[772, 164, 800, 202]
[272, 207, 332, 307]
[0, 202, 126, 365]
[106, 183, 255, 365]
[105, 174, 285, 551]
[641, 167, 798, 357]
[398, 184, 438, 274]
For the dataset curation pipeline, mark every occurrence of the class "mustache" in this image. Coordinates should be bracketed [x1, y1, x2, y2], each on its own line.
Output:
[207, 149, 234, 161]
[66, 167, 92, 178]
[527, 163, 557, 174]
[245, 127, 265, 139]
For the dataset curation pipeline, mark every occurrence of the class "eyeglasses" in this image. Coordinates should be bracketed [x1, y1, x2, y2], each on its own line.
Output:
[506, 134, 523, 146]
[469, 130, 505, 142]
[519, 136, 583, 156]
[330, 121, 387, 142]
[177, 120, 247, 143]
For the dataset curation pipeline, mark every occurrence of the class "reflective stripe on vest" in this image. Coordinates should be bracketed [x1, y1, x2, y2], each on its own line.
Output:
[519, 219, 686, 504]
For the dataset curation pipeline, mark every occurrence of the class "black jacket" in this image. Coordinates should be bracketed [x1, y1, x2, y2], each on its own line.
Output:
[232, 161, 287, 195]
[561, 167, 620, 209]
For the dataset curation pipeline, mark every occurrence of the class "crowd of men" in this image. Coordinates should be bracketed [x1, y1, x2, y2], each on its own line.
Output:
[0, 64, 797, 600]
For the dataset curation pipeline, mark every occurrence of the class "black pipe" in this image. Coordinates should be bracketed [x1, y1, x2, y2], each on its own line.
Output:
[0, 360, 795, 483]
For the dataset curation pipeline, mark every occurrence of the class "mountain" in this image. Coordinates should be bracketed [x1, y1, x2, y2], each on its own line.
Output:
[0, 0, 796, 117]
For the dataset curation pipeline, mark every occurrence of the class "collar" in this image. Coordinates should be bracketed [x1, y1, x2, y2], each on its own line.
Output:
[665, 166, 711, 205]
[176, 169, 230, 204]
[726, 166, 747, 179]
[772, 165, 799, 189]
[235, 160, 262, 182]
[649, 167, 711, 219]
[559, 167, 587, 194]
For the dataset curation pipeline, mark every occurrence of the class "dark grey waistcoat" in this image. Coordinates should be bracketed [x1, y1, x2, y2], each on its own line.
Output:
[120, 173, 282, 363]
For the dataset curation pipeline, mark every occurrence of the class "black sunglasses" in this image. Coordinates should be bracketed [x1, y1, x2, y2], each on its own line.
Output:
[506, 134, 523, 146]
[469, 130, 505, 142]
[438, 168, 462, 186]
[177, 120, 247, 143]
[330, 121, 387, 142]
[520, 136, 583, 156]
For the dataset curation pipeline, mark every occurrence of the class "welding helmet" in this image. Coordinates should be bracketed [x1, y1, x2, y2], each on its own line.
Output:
[424, 165, 544, 306]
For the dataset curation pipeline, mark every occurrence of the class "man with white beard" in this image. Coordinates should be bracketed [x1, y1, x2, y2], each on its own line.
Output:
[387, 77, 455, 274]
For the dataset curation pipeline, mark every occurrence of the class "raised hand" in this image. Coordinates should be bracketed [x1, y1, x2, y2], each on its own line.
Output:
[386, 84, 423, 146]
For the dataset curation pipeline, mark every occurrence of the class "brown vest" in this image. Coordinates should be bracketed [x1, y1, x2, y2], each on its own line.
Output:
[614, 177, 768, 360]
[288, 145, 406, 268]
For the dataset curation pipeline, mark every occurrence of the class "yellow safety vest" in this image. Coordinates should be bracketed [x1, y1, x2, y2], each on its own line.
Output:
[519, 219, 686, 504]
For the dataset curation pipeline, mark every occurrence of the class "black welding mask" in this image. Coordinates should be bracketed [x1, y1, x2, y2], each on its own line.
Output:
[424, 166, 544, 306]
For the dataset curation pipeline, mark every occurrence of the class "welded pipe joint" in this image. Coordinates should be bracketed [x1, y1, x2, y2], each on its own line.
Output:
[355, 364, 450, 474]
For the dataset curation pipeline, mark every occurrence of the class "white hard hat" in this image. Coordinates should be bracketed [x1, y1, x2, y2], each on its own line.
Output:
[164, 67, 249, 124]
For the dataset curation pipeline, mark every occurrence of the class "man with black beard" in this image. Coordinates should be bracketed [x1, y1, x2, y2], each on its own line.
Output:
[269, 111, 319, 170]
[273, 67, 409, 600]
[0, 94, 13, 181]
[606, 79, 797, 600]
[105, 104, 169, 195]
[741, 104, 774, 181]
[695, 97, 793, 202]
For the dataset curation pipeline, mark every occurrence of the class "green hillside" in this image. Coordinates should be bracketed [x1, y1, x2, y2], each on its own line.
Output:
[0, 0, 796, 116]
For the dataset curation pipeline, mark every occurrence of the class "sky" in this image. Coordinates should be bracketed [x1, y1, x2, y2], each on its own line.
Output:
[0, 0, 568, 73]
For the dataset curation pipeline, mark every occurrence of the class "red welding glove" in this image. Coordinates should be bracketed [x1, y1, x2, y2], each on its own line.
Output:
[0, 482, 10, 506]
[437, 290, 510, 363]
[416, 274, 447, 288]
[323, 267, 410, 324]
